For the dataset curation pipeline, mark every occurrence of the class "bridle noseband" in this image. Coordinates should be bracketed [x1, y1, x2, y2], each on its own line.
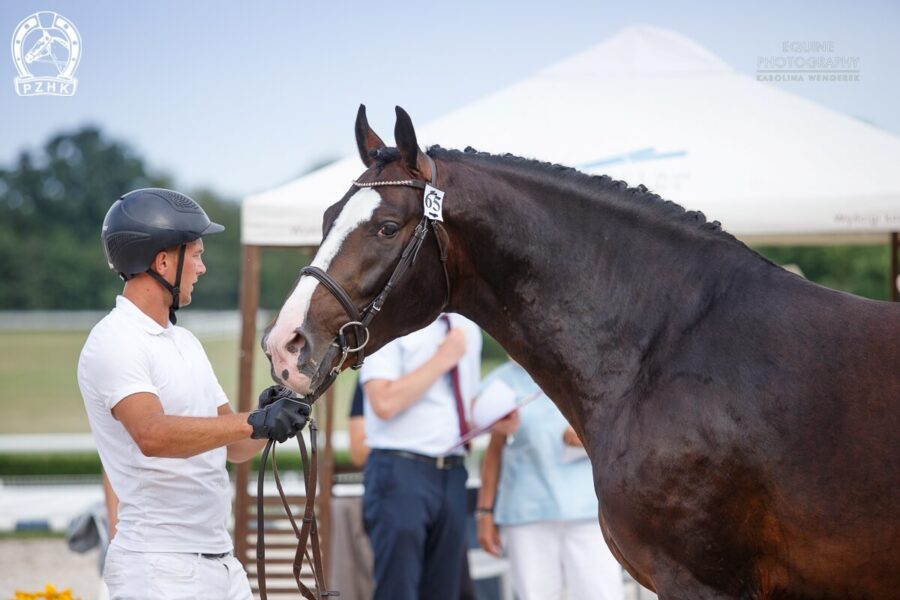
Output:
[299, 154, 451, 398]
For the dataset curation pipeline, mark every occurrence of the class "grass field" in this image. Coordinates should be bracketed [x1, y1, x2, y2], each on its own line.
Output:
[0, 330, 503, 434]
[0, 330, 359, 434]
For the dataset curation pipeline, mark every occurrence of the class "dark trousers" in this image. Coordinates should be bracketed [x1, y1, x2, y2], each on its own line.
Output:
[363, 451, 468, 600]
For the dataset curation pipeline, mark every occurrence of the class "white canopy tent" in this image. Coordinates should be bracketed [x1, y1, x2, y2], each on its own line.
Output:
[242, 25, 900, 248]
[234, 25, 900, 579]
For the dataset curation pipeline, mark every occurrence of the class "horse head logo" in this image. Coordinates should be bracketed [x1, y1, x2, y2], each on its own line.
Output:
[11, 11, 81, 97]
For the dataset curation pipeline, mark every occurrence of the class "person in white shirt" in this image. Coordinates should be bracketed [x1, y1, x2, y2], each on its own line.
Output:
[79, 188, 308, 600]
[359, 314, 482, 600]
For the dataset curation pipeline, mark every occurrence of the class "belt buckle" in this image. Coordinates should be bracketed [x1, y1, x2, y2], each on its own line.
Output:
[436, 455, 446, 470]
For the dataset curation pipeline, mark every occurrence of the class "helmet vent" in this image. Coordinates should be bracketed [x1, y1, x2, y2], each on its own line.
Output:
[105, 231, 150, 261]
[155, 189, 202, 213]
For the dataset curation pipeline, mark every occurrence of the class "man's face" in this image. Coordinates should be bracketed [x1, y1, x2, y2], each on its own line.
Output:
[177, 239, 206, 306]
[159, 239, 206, 306]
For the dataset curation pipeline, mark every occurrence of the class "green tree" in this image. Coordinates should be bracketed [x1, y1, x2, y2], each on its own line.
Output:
[755, 245, 890, 301]
[0, 126, 241, 309]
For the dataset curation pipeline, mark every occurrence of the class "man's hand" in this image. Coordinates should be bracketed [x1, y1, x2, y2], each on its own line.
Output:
[562, 426, 583, 448]
[436, 328, 467, 371]
[247, 397, 311, 443]
[490, 412, 520, 436]
[477, 512, 503, 557]
[257, 385, 296, 409]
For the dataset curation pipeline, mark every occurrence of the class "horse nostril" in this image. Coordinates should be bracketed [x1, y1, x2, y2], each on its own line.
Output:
[286, 330, 306, 355]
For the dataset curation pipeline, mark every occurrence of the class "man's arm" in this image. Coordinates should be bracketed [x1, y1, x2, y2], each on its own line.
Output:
[477, 432, 507, 556]
[102, 469, 118, 540]
[348, 416, 369, 467]
[112, 392, 253, 459]
[219, 402, 268, 463]
[364, 327, 467, 420]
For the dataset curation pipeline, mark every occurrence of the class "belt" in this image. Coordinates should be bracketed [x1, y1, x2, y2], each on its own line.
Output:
[200, 552, 231, 559]
[373, 449, 465, 470]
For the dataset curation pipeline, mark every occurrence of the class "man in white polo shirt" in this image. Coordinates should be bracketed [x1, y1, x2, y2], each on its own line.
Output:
[78, 188, 308, 600]
[360, 314, 482, 600]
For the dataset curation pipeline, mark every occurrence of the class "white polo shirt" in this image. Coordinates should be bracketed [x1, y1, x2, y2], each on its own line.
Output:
[359, 314, 482, 457]
[77, 296, 233, 553]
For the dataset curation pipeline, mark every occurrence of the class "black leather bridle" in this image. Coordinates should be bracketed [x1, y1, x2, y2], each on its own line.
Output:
[254, 155, 451, 600]
[299, 153, 451, 398]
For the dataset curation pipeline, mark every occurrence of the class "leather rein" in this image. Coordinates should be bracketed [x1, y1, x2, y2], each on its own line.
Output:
[254, 154, 450, 599]
[256, 421, 334, 599]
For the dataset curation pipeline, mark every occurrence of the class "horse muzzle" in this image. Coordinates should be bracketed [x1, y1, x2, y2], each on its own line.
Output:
[283, 337, 349, 400]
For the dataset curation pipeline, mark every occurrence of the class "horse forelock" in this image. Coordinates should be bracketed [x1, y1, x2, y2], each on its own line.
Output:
[369, 147, 402, 170]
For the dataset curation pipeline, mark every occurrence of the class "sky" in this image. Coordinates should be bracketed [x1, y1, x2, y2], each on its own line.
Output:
[1, 0, 898, 200]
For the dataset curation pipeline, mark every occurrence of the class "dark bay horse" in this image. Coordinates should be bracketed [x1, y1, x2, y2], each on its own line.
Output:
[264, 106, 900, 599]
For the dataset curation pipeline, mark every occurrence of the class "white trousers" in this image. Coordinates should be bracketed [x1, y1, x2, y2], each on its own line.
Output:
[502, 519, 624, 600]
[103, 544, 253, 600]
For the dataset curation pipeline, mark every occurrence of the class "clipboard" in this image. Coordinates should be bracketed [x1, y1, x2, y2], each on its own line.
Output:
[445, 380, 543, 452]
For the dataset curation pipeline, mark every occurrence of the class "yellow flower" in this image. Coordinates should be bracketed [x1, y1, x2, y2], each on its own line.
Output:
[10, 583, 79, 600]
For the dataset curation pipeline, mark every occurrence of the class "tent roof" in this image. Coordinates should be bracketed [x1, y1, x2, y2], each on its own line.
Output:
[242, 25, 900, 247]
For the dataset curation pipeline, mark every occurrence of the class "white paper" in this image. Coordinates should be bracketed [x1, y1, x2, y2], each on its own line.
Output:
[472, 380, 518, 430]
[445, 385, 543, 452]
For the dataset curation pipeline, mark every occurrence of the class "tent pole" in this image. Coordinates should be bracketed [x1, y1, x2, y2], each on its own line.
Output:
[892, 232, 899, 302]
[890, 231, 900, 302]
[319, 384, 336, 580]
[234, 244, 261, 567]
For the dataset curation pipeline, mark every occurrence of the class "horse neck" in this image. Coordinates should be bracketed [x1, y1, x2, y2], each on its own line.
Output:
[441, 157, 771, 428]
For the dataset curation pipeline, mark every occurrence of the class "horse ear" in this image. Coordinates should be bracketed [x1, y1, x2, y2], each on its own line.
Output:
[355, 104, 386, 167]
[394, 106, 432, 181]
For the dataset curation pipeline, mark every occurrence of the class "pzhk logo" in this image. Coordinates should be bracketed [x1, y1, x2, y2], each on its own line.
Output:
[11, 11, 81, 97]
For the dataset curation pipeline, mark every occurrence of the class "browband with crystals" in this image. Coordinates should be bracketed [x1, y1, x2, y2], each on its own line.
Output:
[353, 178, 427, 189]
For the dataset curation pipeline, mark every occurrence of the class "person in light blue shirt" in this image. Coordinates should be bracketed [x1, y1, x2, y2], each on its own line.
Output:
[476, 361, 624, 600]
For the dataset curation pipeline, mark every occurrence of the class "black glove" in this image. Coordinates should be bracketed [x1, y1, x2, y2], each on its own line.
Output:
[257, 385, 296, 409]
[248, 397, 311, 443]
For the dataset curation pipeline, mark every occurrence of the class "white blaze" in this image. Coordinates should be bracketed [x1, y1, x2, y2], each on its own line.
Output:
[267, 188, 382, 357]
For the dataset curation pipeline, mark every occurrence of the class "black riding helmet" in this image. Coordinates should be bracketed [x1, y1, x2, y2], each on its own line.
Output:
[101, 188, 224, 324]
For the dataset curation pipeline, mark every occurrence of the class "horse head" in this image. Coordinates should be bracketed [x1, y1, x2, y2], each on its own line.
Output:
[263, 105, 452, 397]
[25, 32, 54, 64]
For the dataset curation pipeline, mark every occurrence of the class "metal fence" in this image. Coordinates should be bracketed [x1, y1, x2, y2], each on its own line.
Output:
[0, 310, 273, 336]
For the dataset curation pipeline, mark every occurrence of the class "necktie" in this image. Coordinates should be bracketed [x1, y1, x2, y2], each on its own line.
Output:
[441, 315, 471, 452]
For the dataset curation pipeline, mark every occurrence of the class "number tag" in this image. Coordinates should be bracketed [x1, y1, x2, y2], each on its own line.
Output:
[423, 184, 445, 222]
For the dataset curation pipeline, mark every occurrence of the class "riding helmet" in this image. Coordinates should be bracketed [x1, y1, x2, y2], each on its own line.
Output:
[101, 188, 224, 280]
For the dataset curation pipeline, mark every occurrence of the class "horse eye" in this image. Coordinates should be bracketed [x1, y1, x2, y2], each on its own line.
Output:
[378, 222, 399, 237]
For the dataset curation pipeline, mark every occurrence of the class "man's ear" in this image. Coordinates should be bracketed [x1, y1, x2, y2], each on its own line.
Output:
[151, 248, 171, 275]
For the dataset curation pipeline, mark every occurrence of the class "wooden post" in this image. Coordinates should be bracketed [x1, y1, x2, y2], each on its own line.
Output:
[234, 244, 261, 566]
[319, 384, 336, 579]
[891, 232, 899, 302]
